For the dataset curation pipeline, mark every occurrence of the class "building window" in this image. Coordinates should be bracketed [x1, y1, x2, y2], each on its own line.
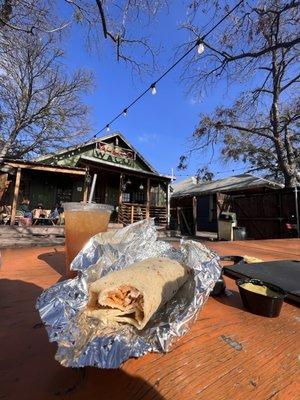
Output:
[122, 192, 130, 203]
[132, 191, 145, 204]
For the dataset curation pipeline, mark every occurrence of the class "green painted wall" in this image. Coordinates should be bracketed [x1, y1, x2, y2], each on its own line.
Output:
[41, 136, 154, 173]
[27, 172, 84, 209]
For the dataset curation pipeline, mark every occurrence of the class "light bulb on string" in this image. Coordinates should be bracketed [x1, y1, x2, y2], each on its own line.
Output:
[81, 2, 245, 146]
[123, 109, 128, 116]
[106, 124, 110, 132]
[197, 41, 205, 55]
[150, 83, 157, 95]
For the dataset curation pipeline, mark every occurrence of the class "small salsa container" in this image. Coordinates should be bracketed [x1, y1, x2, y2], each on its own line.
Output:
[236, 278, 287, 317]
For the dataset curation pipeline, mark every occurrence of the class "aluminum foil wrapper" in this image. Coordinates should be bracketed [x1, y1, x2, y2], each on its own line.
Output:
[36, 219, 221, 368]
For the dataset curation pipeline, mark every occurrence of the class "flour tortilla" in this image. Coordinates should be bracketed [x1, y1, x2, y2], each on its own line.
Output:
[85, 257, 188, 330]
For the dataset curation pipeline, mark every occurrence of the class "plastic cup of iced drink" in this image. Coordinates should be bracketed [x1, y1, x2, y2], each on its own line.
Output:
[63, 202, 113, 277]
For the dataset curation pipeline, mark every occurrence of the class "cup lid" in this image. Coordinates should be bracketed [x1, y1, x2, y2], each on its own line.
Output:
[62, 202, 114, 211]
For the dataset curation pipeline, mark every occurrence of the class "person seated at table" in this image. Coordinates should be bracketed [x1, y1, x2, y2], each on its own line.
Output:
[0, 205, 10, 224]
[16, 198, 32, 226]
[32, 203, 47, 220]
[49, 203, 62, 221]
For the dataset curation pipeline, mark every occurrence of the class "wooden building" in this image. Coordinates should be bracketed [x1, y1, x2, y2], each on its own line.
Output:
[0, 161, 87, 225]
[170, 174, 300, 239]
[0, 133, 171, 226]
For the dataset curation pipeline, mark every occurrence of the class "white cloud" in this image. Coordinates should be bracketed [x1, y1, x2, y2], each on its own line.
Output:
[189, 95, 203, 106]
[137, 133, 158, 143]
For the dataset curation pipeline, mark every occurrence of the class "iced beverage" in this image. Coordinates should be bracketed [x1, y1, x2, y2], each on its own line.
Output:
[63, 202, 113, 277]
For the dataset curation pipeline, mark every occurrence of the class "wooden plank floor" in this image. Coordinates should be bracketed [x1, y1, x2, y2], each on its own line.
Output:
[0, 239, 299, 400]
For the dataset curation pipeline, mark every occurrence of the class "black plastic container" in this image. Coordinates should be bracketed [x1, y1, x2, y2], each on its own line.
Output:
[236, 278, 287, 317]
[211, 274, 226, 296]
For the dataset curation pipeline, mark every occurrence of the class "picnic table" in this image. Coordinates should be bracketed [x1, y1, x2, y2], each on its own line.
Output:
[32, 217, 56, 226]
[1, 239, 300, 400]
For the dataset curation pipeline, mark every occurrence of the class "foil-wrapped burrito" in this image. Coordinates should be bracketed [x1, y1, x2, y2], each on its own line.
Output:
[85, 257, 188, 329]
[36, 219, 221, 369]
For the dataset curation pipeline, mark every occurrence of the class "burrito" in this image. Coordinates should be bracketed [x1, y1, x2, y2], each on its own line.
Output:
[85, 257, 188, 330]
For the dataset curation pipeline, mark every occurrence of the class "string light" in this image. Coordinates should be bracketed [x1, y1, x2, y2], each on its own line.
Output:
[174, 165, 256, 178]
[197, 40, 205, 54]
[44, 0, 244, 154]
[150, 83, 157, 95]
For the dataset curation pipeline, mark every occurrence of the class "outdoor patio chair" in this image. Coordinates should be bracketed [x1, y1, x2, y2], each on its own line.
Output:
[0, 205, 10, 225]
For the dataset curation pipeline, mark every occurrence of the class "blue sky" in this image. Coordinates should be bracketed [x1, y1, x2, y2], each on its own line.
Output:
[61, 3, 249, 182]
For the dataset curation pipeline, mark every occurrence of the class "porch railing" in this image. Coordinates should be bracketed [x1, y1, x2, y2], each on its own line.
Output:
[118, 203, 147, 225]
[118, 203, 167, 226]
[149, 206, 167, 226]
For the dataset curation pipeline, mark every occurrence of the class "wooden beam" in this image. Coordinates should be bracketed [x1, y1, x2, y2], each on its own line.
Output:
[6, 162, 86, 176]
[146, 178, 150, 219]
[79, 157, 171, 181]
[10, 168, 21, 226]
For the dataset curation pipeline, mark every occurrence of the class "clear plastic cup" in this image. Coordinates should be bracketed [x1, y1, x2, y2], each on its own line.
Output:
[63, 202, 113, 276]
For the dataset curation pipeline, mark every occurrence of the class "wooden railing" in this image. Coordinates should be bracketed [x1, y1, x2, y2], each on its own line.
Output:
[118, 203, 167, 226]
[118, 203, 147, 225]
[150, 206, 167, 226]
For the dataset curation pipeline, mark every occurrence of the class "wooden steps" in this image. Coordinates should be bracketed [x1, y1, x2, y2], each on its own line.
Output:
[0, 226, 65, 248]
[0, 223, 123, 249]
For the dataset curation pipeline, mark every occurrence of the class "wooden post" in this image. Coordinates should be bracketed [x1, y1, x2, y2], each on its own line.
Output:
[193, 196, 197, 236]
[166, 182, 170, 227]
[118, 173, 123, 224]
[177, 207, 180, 231]
[119, 173, 123, 205]
[146, 178, 150, 219]
[130, 205, 134, 224]
[82, 168, 89, 203]
[10, 167, 21, 225]
[0, 173, 10, 202]
[295, 187, 300, 238]
[82, 185, 88, 203]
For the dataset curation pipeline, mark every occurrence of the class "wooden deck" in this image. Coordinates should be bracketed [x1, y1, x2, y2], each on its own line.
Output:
[1, 239, 300, 400]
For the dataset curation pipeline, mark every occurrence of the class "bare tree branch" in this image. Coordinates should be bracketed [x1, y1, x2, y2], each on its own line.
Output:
[0, 31, 93, 159]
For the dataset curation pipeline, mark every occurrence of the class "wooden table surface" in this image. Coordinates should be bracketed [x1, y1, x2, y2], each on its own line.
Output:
[1, 239, 300, 400]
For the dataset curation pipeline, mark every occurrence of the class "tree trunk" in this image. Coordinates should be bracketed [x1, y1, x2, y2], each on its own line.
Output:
[0, 127, 19, 159]
[0, 0, 13, 27]
[285, 174, 298, 188]
[269, 25, 297, 188]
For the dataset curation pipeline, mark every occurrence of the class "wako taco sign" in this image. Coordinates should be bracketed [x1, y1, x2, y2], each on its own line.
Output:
[94, 141, 135, 166]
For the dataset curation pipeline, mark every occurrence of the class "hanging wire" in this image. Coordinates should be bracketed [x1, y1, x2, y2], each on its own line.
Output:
[74, 0, 245, 148]
[174, 165, 255, 178]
